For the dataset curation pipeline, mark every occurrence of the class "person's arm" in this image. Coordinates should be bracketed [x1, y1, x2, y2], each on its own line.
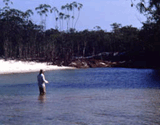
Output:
[42, 74, 49, 83]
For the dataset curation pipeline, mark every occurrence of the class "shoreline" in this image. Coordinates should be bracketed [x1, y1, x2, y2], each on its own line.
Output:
[0, 58, 156, 75]
[0, 59, 76, 74]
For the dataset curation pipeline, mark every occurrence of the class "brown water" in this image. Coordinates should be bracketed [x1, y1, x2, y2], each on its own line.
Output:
[0, 68, 160, 125]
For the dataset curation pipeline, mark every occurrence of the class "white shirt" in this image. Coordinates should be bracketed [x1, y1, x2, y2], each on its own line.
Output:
[37, 73, 48, 88]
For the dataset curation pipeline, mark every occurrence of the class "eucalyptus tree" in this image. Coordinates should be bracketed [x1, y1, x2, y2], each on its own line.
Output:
[64, 14, 70, 31]
[58, 12, 65, 31]
[0, 0, 13, 59]
[61, 3, 71, 31]
[2, 0, 13, 7]
[50, 7, 59, 29]
[110, 23, 122, 33]
[70, 1, 77, 29]
[93, 26, 102, 31]
[35, 4, 51, 31]
[21, 9, 35, 58]
[132, 0, 160, 22]
[81, 30, 89, 57]
[133, 0, 160, 60]
[118, 25, 140, 52]
[74, 2, 83, 29]
[35, 4, 51, 59]
[23, 9, 34, 23]
[1, 0, 13, 17]
[0, 8, 28, 59]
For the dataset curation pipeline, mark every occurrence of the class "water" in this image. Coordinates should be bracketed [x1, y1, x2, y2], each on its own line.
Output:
[0, 68, 160, 125]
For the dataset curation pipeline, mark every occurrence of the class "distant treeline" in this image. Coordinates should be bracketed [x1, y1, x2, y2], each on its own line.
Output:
[0, 0, 160, 68]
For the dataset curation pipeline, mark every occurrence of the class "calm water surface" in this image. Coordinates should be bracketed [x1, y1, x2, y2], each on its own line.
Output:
[0, 68, 160, 125]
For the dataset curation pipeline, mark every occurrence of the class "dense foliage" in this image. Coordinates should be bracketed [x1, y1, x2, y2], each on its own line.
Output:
[0, 0, 160, 68]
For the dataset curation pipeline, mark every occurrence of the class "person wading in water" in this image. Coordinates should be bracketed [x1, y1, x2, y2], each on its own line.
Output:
[37, 69, 49, 95]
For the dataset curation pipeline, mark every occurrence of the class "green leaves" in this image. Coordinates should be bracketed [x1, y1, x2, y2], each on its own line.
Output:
[3, 0, 13, 6]
[135, 0, 160, 23]
[35, 4, 51, 16]
[136, 2, 146, 13]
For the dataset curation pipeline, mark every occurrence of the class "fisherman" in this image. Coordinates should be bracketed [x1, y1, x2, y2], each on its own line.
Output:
[37, 69, 49, 95]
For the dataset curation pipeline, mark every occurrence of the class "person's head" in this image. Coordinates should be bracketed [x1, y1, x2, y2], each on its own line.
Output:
[39, 69, 44, 74]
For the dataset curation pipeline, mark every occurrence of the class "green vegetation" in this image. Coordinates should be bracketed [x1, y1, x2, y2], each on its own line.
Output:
[0, 0, 160, 68]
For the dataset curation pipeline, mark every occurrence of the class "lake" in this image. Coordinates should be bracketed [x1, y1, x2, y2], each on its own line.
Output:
[0, 68, 160, 125]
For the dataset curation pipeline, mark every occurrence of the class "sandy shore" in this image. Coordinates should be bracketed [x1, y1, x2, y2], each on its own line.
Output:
[0, 59, 75, 74]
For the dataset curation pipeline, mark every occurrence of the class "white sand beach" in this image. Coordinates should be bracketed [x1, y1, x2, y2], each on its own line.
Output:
[0, 59, 75, 74]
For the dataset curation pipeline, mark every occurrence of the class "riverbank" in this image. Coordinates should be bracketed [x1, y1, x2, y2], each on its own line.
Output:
[0, 59, 75, 74]
[67, 51, 159, 69]
[68, 59, 150, 69]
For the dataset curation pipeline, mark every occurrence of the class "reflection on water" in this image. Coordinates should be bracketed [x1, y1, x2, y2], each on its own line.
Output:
[149, 70, 160, 82]
[0, 68, 160, 125]
[38, 94, 46, 103]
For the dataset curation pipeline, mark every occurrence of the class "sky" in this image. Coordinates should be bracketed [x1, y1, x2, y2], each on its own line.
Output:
[0, 0, 146, 31]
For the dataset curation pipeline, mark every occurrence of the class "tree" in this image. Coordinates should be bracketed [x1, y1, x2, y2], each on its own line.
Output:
[50, 7, 59, 29]
[132, 0, 160, 23]
[2, 0, 13, 6]
[74, 3, 83, 29]
[93, 26, 102, 31]
[131, 0, 160, 67]
[71, 1, 77, 29]
[58, 12, 65, 31]
[0, 0, 13, 59]
[35, 4, 51, 31]
[64, 14, 70, 31]
[61, 3, 73, 31]
[110, 23, 122, 33]
[23, 9, 34, 23]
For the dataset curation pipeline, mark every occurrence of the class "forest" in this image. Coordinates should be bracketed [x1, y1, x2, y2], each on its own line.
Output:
[0, 0, 160, 68]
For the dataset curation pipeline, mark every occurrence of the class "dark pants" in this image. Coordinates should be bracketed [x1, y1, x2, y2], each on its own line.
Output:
[39, 86, 46, 95]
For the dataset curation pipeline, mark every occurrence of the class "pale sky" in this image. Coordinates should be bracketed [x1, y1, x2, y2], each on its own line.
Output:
[0, 0, 146, 31]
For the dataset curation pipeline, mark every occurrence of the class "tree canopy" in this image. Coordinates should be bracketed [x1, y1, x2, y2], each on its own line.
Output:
[0, 0, 160, 68]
